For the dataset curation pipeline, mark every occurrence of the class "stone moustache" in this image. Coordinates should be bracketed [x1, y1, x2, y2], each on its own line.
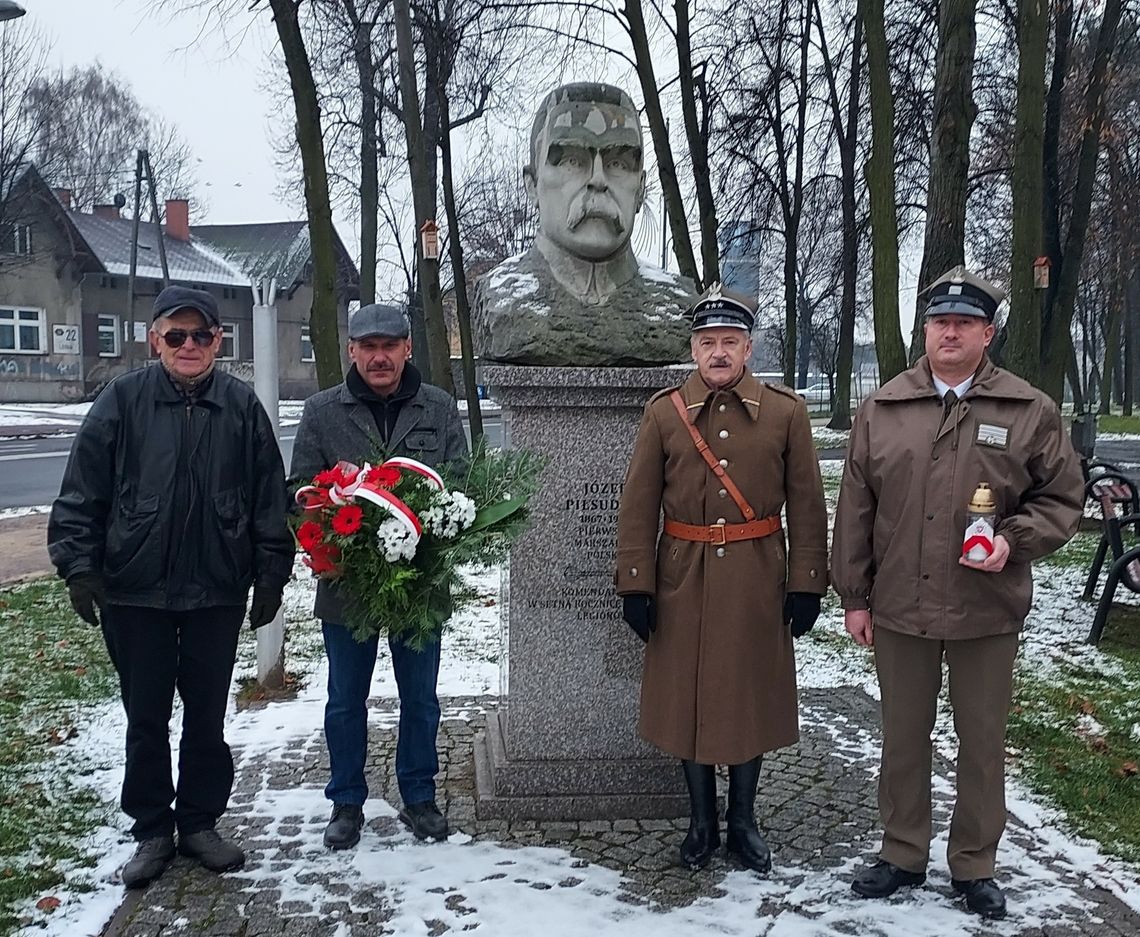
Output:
[474, 82, 696, 367]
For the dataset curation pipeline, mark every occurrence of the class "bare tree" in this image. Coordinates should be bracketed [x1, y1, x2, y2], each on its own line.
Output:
[25, 63, 201, 214]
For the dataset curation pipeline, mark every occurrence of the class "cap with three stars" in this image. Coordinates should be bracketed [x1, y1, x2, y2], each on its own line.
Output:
[922, 266, 1006, 321]
[349, 303, 411, 340]
[689, 282, 757, 332]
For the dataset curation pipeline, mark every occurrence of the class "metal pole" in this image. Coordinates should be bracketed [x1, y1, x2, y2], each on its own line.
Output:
[126, 151, 143, 368]
[252, 277, 285, 689]
[142, 150, 170, 286]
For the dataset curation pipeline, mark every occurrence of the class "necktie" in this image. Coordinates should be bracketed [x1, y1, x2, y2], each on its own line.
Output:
[939, 389, 958, 432]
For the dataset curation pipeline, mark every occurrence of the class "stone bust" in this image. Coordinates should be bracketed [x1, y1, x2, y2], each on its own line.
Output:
[474, 82, 696, 367]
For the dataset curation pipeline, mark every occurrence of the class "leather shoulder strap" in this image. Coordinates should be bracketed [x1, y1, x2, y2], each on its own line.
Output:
[668, 391, 756, 521]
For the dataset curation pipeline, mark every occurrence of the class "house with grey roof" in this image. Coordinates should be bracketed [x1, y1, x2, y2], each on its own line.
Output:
[0, 164, 359, 402]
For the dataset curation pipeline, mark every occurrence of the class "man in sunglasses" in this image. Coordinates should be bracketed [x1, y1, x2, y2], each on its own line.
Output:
[48, 285, 294, 889]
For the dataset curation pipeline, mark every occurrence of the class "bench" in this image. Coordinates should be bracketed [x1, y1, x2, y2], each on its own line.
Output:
[1083, 469, 1140, 645]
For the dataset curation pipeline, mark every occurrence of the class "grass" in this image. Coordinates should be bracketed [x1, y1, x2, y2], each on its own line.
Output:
[0, 579, 120, 933]
[1008, 598, 1140, 863]
[1095, 413, 1140, 435]
[1045, 530, 1102, 571]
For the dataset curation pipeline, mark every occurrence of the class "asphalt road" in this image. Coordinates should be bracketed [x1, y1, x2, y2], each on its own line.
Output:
[0, 416, 503, 509]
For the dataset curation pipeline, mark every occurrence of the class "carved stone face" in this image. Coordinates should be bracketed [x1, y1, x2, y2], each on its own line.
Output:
[525, 90, 646, 262]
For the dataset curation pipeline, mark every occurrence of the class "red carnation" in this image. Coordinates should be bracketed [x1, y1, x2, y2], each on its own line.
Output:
[365, 465, 402, 489]
[332, 504, 364, 536]
[296, 520, 325, 550]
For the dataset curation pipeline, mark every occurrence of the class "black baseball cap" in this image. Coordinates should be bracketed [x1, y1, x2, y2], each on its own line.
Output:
[152, 286, 221, 328]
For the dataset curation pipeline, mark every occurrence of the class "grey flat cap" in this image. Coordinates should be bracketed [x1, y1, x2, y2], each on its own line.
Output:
[349, 303, 410, 340]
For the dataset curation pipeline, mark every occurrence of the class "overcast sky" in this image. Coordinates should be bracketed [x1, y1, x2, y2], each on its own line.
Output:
[32, 0, 290, 226]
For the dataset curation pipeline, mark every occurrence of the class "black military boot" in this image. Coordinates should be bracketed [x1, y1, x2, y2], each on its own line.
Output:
[679, 760, 719, 869]
[725, 757, 772, 874]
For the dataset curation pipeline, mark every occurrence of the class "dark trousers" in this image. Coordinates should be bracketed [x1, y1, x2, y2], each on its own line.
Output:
[874, 627, 1020, 880]
[322, 621, 441, 807]
[101, 604, 244, 841]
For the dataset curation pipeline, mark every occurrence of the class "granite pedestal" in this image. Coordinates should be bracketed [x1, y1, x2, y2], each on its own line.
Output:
[473, 365, 692, 820]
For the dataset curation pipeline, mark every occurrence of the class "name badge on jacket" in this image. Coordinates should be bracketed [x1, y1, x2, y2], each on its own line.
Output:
[976, 422, 1009, 449]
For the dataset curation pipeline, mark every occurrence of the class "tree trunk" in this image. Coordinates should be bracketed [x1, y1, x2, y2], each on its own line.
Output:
[813, 0, 861, 429]
[623, 0, 701, 287]
[909, 0, 977, 360]
[1004, 0, 1049, 385]
[781, 0, 810, 387]
[1125, 268, 1137, 416]
[675, 0, 719, 286]
[393, 0, 454, 394]
[348, 3, 378, 306]
[1040, 0, 1124, 401]
[439, 92, 483, 443]
[860, 0, 907, 382]
[1067, 342, 1084, 412]
[1040, 0, 1073, 350]
[269, 0, 342, 390]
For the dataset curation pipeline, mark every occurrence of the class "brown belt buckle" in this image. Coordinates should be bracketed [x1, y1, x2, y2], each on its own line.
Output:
[710, 523, 727, 545]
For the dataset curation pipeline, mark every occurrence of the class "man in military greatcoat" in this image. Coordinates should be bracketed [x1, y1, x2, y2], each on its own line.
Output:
[615, 285, 828, 874]
[832, 266, 1083, 919]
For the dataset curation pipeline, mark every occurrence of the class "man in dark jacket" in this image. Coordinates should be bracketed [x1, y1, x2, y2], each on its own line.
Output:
[290, 303, 468, 850]
[48, 286, 293, 889]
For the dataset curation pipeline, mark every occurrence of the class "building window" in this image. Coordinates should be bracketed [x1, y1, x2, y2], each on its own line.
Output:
[0, 224, 33, 255]
[100, 275, 119, 289]
[218, 322, 238, 360]
[222, 286, 241, 300]
[301, 326, 314, 363]
[97, 314, 120, 357]
[0, 307, 46, 353]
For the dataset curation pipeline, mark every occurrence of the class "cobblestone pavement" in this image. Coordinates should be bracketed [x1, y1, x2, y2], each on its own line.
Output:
[101, 688, 1140, 937]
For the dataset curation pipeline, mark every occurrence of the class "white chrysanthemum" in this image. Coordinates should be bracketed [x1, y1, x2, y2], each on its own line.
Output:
[422, 491, 478, 539]
[376, 516, 418, 561]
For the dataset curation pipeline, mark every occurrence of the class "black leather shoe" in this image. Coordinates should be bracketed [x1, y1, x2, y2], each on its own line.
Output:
[952, 878, 1007, 919]
[679, 760, 720, 869]
[398, 801, 449, 841]
[851, 860, 926, 898]
[323, 803, 365, 850]
[725, 758, 771, 874]
[177, 829, 245, 873]
[121, 835, 175, 889]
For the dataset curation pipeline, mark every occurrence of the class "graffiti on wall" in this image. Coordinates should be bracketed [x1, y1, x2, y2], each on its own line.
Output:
[0, 357, 81, 380]
[218, 360, 255, 383]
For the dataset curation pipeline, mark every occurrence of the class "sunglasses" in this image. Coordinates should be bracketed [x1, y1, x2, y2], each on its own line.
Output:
[160, 328, 216, 349]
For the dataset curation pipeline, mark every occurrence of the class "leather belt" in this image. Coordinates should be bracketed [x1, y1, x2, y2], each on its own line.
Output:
[663, 515, 782, 545]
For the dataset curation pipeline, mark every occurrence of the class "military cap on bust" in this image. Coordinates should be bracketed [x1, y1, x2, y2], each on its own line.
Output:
[922, 265, 1006, 322]
[349, 303, 410, 340]
[689, 282, 757, 332]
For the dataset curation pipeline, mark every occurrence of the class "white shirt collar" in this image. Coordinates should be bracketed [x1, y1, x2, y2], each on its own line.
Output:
[932, 374, 973, 399]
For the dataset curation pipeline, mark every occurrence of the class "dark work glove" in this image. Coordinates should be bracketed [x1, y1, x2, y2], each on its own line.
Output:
[622, 594, 656, 644]
[248, 585, 284, 630]
[67, 573, 105, 627]
[784, 592, 821, 639]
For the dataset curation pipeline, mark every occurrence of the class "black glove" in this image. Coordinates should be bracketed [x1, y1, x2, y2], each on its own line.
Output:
[784, 592, 821, 639]
[622, 594, 656, 643]
[67, 573, 105, 627]
[248, 585, 284, 630]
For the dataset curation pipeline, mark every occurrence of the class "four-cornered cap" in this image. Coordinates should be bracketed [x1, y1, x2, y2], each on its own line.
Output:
[152, 285, 220, 328]
[923, 265, 1006, 321]
[349, 303, 410, 340]
[690, 282, 757, 332]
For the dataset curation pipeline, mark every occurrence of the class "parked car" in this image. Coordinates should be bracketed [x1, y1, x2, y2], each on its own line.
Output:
[796, 382, 832, 404]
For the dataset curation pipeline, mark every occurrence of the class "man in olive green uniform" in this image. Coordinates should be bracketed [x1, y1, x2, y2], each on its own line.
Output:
[832, 267, 1083, 919]
[615, 285, 828, 874]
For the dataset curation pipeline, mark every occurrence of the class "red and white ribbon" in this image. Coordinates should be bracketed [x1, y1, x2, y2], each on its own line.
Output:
[383, 457, 445, 491]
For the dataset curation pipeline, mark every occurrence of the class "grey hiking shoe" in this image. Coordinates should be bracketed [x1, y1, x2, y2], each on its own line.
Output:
[178, 829, 245, 873]
[121, 835, 175, 889]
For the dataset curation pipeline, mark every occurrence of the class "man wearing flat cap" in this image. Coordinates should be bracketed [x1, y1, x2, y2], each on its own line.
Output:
[290, 303, 467, 849]
[832, 266, 1082, 918]
[49, 285, 293, 887]
[615, 284, 828, 874]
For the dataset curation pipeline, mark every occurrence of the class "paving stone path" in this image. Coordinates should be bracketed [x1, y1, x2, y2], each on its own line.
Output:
[100, 688, 1139, 937]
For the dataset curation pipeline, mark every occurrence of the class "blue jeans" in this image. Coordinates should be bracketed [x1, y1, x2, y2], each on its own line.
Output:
[322, 622, 442, 807]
